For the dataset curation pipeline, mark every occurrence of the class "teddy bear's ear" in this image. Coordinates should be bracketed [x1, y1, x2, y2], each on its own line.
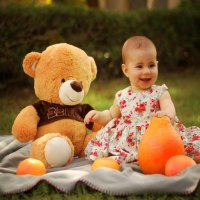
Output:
[89, 56, 97, 81]
[23, 52, 41, 78]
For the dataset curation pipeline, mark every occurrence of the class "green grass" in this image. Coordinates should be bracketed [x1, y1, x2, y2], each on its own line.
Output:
[1, 71, 200, 199]
[1, 182, 200, 200]
[1, 71, 200, 134]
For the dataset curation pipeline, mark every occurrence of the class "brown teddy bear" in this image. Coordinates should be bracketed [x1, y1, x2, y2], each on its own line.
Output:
[12, 43, 99, 168]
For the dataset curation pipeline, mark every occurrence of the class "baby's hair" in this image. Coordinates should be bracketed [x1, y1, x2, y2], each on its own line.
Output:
[122, 36, 156, 64]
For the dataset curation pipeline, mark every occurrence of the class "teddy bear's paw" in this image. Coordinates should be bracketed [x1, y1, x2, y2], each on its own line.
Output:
[44, 137, 72, 167]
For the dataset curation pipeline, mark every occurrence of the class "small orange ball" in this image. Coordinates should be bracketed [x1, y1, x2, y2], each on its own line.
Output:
[16, 158, 46, 176]
[91, 157, 120, 171]
[165, 155, 196, 176]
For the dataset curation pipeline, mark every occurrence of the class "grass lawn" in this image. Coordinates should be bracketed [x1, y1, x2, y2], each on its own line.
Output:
[0, 71, 200, 199]
[1, 71, 200, 134]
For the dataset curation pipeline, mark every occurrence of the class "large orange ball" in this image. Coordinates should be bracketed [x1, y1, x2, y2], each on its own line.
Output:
[165, 155, 196, 176]
[16, 158, 46, 176]
[138, 117, 185, 174]
[91, 158, 120, 171]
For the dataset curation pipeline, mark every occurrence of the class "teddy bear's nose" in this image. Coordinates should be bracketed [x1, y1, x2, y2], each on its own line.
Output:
[70, 81, 83, 92]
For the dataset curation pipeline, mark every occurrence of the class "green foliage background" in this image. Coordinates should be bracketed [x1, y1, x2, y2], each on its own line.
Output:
[0, 3, 200, 89]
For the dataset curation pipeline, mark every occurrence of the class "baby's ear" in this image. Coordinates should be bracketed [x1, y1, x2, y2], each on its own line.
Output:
[23, 52, 41, 78]
[121, 63, 129, 78]
[89, 56, 97, 81]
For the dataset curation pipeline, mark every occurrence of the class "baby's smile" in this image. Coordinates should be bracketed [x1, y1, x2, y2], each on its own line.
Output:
[140, 78, 151, 82]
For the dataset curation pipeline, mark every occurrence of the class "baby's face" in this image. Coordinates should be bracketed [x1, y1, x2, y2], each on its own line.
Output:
[122, 48, 158, 91]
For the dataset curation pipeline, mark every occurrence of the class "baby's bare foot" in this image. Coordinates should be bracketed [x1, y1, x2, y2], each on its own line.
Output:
[193, 155, 200, 164]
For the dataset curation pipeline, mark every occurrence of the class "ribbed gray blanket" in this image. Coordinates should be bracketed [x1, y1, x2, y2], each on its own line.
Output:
[0, 135, 200, 195]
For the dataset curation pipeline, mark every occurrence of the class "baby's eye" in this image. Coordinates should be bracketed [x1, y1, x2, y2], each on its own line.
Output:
[136, 65, 143, 69]
[61, 78, 65, 83]
[149, 64, 155, 68]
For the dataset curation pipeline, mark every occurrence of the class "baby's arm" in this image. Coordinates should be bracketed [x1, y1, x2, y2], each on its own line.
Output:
[84, 99, 121, 126]
[155, 90, 176, 121]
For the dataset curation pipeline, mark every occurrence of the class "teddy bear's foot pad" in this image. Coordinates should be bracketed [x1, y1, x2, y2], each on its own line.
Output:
[44, 137, 72, 167]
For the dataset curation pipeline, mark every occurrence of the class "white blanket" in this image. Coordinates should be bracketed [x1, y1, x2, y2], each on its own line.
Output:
[1, 135, 200, 195]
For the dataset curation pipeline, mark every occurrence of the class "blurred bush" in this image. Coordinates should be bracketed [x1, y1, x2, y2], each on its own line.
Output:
[0, 4, 200, 89]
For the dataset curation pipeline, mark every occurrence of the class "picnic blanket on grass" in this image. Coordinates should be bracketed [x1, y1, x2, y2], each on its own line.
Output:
[1, 135, 200, 196]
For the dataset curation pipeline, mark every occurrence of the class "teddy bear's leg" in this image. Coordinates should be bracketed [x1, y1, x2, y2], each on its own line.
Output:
[30, 133, 74, 168]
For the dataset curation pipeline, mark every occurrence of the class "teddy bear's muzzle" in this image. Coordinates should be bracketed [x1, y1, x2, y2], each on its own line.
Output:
[59, 80, 84, 105]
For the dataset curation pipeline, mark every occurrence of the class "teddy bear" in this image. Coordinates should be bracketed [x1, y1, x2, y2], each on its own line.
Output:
[12, 43, 100, 168]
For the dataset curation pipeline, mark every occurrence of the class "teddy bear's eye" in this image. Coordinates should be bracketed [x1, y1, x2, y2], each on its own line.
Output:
[61, 78, 65, 83]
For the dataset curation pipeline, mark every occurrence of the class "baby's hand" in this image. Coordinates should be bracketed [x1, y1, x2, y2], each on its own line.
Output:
[84, 110, 100, 124]
[155, 111, 169, 118]
[154, 111, 174, 122]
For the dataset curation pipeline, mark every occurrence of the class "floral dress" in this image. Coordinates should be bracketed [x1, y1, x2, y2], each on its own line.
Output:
[85, 84, 200, 163]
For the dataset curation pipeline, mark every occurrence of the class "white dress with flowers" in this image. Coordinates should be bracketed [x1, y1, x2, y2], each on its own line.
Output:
[85, 84, 200, 163]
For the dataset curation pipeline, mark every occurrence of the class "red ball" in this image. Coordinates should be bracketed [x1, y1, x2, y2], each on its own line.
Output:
[165, 155, 196, 176]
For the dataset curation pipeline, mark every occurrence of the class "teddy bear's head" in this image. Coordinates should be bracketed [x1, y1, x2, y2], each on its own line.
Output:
[23, 43, 97, 105]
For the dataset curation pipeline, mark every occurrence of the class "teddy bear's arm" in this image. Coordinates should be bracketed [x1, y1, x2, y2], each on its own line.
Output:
[12, 105, 40, 143]
[91, 122, 102, 132]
